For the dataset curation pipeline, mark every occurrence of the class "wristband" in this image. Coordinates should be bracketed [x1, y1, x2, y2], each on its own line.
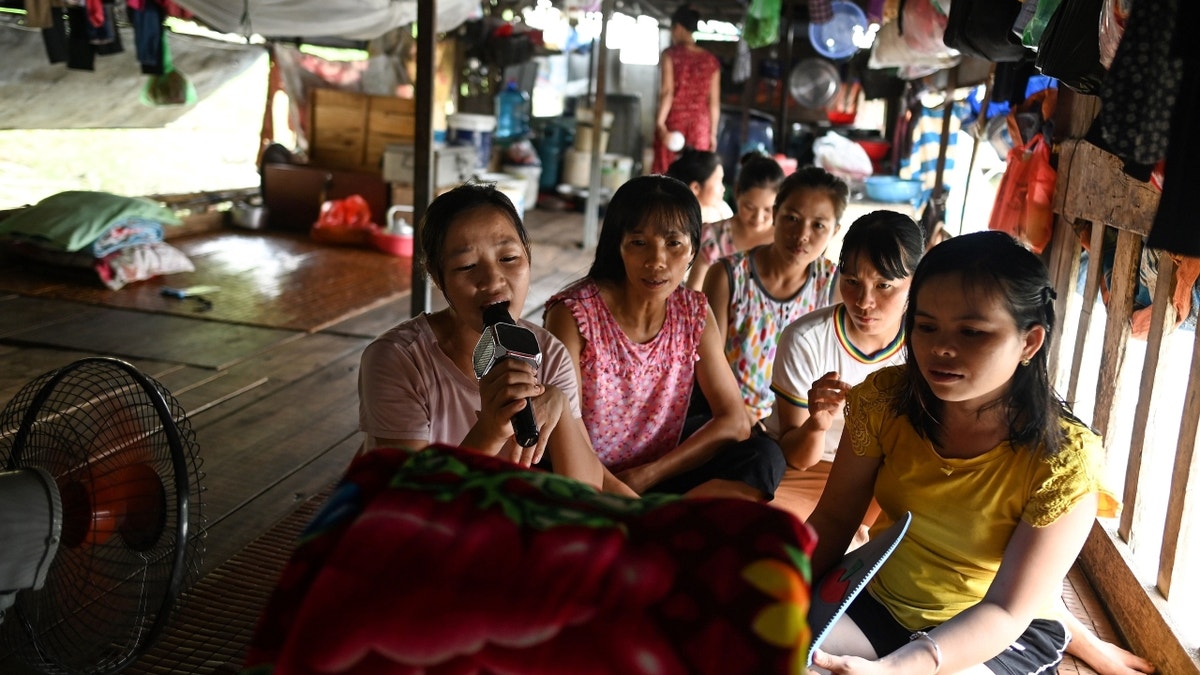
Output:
[910, 631, 942, 674]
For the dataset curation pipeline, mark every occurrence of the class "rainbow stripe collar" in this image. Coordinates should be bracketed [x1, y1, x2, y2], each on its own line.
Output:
[834, 304, 905, 364]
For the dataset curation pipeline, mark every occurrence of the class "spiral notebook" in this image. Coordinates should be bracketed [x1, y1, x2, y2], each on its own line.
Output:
[806, 511, 912, 667]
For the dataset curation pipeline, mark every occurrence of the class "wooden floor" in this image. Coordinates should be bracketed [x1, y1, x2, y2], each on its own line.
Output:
[0, 207, 596, 674]
[0, 207, 1118, 673]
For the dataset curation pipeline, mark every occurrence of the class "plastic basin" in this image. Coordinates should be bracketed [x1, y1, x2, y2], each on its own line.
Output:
[864, 176, 924, 203]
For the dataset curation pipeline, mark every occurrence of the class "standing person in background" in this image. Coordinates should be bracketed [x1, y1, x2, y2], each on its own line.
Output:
[653, 4, 721, 174]
[686, 152, 784, 290]
[666, 148, 733, 224]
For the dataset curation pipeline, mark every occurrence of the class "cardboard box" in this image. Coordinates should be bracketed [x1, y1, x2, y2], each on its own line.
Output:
[309, 89, 415, 173]
[383, 144, 478, 187]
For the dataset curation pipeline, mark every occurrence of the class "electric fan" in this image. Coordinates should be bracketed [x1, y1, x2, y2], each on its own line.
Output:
[0, 357, 206, 674]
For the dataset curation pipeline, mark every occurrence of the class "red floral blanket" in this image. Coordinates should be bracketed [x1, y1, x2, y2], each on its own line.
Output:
[242, 446, 816, 674]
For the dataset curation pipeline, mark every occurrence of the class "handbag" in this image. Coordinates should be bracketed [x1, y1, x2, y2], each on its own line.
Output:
[988, 133, 1056, 254]
[1035, 0, 1108, 94]
[942, 0, 1032, 62]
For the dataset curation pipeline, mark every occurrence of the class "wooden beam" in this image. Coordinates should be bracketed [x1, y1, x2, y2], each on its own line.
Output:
[1067, 221, 1105, 408]
[1092, 229, 1140, 439]
[1119, 254, 1178, 545]
[1047, 215, 1082, 394]
[1081, 525, 1200, 674]
[1055, 140, 1161, 237]
[1158, 322, 1200, 598]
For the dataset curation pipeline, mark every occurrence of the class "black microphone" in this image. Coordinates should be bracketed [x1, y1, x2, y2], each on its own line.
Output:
[472, 303, 542, 448]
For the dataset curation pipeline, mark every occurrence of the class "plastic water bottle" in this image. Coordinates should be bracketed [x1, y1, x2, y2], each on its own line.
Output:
[495, 80, 530, 142]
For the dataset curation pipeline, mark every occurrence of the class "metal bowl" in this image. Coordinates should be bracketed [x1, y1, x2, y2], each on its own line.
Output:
[230, 200, 268, 230]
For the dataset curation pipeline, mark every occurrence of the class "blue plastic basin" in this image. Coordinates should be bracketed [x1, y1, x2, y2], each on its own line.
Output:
[864, 176, 925, 203]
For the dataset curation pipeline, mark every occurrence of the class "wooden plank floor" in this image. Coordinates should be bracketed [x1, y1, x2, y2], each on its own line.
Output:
[0, 207, 1124, 673]
[0, 207, 596, 674]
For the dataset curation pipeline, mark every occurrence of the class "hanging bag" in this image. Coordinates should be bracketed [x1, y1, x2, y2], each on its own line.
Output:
[942, 0, 1032, 62]
[1035, 0, 1108, 94]
[988, 133, 1056, 254]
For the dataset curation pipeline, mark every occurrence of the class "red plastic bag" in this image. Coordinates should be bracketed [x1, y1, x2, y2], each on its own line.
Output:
[988, 134, 1056, 254]
[311, 195, 378, 246]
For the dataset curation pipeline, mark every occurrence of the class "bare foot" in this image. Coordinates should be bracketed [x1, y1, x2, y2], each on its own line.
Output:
[1068, 634, 1156, 675]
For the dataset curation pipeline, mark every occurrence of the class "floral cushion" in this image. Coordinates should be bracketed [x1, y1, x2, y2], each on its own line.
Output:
[241, 445, 816, 674]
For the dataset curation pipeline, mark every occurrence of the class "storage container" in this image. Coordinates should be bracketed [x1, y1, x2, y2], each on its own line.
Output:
[475, 172, 527, 220]
[495, 81, 531, 142]
[382, 144, 477, 187]
[448, 113, 497, 171]
[864, 176, 925, 203]
[574, 108, 614, 154]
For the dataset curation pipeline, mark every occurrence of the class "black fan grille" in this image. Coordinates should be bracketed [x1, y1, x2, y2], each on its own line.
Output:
[0, 358, 206, 675]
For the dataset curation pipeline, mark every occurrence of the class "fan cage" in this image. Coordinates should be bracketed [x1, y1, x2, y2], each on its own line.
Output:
[0, 357, 206, 675]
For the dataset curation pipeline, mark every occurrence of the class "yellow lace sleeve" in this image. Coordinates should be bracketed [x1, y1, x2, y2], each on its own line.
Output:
[1023, 419, 1104, 527]
[845, 366, 905, 458]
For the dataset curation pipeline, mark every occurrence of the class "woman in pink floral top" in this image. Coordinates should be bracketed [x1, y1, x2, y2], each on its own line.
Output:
[546, 175, 785, 499]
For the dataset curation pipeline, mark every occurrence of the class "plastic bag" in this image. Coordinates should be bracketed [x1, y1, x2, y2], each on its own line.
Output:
[311, 195, 378, 246]
[988, 134, 1056, 254]
[1098, 0, 1131, 68]
[813, 131, 874, 181]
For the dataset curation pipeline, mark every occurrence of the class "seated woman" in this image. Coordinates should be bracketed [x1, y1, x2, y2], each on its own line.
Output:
[686, 152, 784, 290]
[544, 175, 783, 499]
[768, 210, 922, 544]
[357, 182, 605, 490]
[665, 147, 733, 224]
[703, 165, 845, 429]
[799, 230, 1153, 675]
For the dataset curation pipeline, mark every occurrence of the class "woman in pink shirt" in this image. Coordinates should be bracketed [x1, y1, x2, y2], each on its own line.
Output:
[545, 175, 784, 499]
[358, 182, 609, 490]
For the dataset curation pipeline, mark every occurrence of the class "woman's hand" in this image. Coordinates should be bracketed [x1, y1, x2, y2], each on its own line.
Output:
[617, 461, 661, 494]
[475, 358, 545, 458]
[514, 384, 571, 467]
[807, 371, 852, 432]
[810, 649, 885, 674]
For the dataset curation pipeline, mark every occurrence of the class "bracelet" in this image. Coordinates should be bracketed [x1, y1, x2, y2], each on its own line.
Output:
[909, 631, 942, 674]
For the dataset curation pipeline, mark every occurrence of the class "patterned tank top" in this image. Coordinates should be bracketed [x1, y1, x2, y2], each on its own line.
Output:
[721, 248, 837, 422]
[546, 280, 707, 472]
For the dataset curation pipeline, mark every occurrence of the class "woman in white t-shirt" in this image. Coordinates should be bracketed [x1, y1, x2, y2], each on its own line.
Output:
[357, 182, 611, 491]
[767, 210, 923, 540]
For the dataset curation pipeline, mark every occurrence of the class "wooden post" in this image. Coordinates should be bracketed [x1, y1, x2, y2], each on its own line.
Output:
[410, 0, 436, 316]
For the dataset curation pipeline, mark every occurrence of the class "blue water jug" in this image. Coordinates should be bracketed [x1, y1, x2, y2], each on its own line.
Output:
[495, 80, 530, 142]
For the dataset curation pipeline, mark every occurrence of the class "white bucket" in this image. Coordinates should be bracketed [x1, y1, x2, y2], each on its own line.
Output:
[477, 171, 527, 220]
[563, 148, 592, 189]
[503, 165, 542, 210]
[448, 113, 497, 170]
[574, 107, 614, 154]
[601, 154, 634, 193]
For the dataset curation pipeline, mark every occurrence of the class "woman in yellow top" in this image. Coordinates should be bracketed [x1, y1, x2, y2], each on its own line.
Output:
[808, 231, 1105, 674]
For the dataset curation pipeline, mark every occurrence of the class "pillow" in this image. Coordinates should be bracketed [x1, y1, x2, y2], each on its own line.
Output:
[96, 242, 194, 290]
[0, 191, 180, 252]
[242, 446, 817, 674]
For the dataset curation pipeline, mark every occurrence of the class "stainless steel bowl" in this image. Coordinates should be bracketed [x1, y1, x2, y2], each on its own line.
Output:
[230, 201, 268, 230]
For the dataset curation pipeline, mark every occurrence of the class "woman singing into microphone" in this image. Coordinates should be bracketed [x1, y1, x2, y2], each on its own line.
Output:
[357, 182, 612, 491]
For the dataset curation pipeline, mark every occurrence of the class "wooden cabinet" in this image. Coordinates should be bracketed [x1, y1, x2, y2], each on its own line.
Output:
[308, 89, 415, 174]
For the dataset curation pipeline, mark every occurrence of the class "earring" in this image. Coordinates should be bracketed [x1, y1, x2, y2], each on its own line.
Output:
[1020, 358, 1031, 367]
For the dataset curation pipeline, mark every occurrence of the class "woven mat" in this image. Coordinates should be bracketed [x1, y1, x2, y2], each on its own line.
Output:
[126, 488, 334, 674]
[0, 230, 412, 333]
